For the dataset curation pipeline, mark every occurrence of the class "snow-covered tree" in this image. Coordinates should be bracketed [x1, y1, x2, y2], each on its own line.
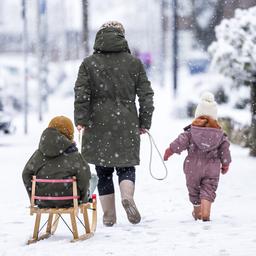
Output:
[191, 0, 225, 50]
[208, 6, 256, 156]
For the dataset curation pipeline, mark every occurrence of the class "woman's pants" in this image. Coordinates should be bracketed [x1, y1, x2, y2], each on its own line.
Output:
[95, 166, 135, 196]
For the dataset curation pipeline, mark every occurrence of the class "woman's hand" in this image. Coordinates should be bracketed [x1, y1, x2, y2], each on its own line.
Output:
[77, 125, 86, 131]
[139, 128, 147, 135]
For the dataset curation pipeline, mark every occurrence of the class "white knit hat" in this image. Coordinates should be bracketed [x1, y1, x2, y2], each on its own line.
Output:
[194, 92, 218, 120]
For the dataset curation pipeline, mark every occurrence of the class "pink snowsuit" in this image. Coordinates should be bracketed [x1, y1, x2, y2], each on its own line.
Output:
[169, 125, 231, 205]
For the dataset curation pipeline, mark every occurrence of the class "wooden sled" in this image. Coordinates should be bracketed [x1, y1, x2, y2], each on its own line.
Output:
[27, 176, 97, 244]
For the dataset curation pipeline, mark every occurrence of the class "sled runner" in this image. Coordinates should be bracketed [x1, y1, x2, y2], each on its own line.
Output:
[27, 176, 97, 244]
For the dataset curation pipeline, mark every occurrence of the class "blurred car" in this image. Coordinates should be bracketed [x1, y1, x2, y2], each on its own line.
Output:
[0, 110, 15, 134]
[187, 58, 210, 74]
[186, 50, 210, 75]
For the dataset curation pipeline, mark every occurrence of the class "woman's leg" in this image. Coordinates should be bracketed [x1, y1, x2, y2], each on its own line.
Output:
[116, 166, 135, 184]
[95, 166, 116, 226]
[116, 167, 141, 224]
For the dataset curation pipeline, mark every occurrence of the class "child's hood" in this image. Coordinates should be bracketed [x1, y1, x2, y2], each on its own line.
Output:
[38, 128, 73, 157]
[190, 125, 224, 151]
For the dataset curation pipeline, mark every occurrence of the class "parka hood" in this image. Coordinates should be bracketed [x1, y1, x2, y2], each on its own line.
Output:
[191, 126, 224, 151]
[93, 27, 130, 53]
[39, 128, 73, 157]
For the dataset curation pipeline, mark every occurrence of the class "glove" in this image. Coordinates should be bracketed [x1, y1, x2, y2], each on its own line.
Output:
[77, 125, 86, 131]
[164, 147, 173, 161]
[139, 128, 147, 134]
[221, 164, 229, 174]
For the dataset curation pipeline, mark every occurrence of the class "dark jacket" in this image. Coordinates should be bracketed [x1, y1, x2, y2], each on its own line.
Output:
[22, 128, 91, 208]
[74, 27, 154, 167]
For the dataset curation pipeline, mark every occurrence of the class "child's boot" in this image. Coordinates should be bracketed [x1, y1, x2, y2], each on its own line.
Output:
[192, 204, 201, 220]
[201, 199, 211, 221]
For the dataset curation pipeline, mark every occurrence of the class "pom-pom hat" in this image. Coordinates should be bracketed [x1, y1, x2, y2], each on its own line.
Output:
[100, 21, 125, 34]
[194, 92, 218, 120]
[48, 116, 74, 141]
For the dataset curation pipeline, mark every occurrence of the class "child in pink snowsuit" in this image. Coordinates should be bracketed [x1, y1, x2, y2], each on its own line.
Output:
[164, 92, 231, 221]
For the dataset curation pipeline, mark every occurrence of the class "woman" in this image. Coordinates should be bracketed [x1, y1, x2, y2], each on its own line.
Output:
[74, 21, 154, 225]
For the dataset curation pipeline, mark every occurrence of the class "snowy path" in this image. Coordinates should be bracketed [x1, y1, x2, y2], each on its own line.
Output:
[1, 88, 256, 256]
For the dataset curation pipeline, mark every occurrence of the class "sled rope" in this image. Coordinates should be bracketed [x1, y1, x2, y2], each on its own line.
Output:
[145, 130, 168, 180]
[78, 129, 83, 153]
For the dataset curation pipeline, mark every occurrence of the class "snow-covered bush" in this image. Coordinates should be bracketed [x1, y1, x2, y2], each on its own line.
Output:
[208, 6, 256, 156]
[208, 6, 256, 83]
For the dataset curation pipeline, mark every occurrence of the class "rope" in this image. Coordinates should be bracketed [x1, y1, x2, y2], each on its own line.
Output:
[78, 130, 83, 153]
[145, 130, 168, 181]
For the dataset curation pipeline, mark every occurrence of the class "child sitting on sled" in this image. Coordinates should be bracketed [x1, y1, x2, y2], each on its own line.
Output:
[163, 92, 231, 221]
[22, 116, 98, 208]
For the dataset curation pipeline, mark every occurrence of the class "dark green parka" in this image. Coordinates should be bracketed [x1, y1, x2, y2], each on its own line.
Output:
[74, 27, 154, 167]
[22, 128, 91, 208]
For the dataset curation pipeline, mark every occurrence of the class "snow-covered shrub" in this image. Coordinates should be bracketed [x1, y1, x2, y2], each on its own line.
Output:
[208, 6, 256, 155]
[208, 6, 256, 84]
[208, 7, 256, 110]
[219, 117, 250, 147]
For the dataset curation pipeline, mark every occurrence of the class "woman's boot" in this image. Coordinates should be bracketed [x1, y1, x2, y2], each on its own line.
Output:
[201, 199, 211, 221]
[119, 180, 141, 224]
[99, 193, 116, 226]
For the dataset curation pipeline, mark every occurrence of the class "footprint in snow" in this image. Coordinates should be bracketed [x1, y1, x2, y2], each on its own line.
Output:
[8, 221, 24, 224]
[229, 233, 239, 236]
[146, 239, 158, 243]
[146, 231, 158, 236]
[232, 195, 241, 198]
[143, 218, 156, 223]
[179, 220, 193, 224]
[222, 215, 231, 219]
[202, 225, 211, 230]
[219, 249, 230, 256]
[188, 232, 198, 237]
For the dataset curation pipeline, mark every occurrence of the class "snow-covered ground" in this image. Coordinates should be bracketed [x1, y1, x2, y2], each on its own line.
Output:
[1, 79, 256, 256]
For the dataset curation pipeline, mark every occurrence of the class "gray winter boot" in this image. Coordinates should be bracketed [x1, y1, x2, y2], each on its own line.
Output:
[99, 193, 116, 226]
[119, 180, 141, 224]
[88, 173, 99, 198]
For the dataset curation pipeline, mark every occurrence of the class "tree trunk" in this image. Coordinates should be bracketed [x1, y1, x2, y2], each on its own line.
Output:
[82, 0, 89, 56]
[249, 80, 256, 156]
[159, 0, 168, 87]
